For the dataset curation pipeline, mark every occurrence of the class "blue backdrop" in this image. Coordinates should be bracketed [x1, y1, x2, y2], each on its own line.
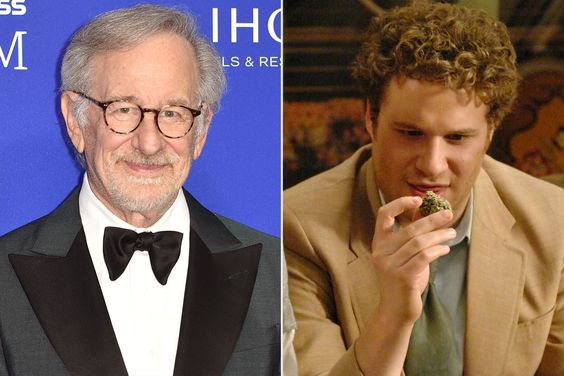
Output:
[0, 0, 281, 236]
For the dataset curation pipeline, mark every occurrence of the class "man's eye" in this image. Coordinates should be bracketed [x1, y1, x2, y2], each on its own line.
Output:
[108, 104, 139, 116]
[398, 129, 423, 137]
[163, 110, 180, 118]
[446, 134, 465, 141]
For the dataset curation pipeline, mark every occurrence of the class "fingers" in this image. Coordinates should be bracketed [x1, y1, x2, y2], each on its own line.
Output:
[394, 209, 454, 250]
[400, 244, 451, 276]
[395, 227, 455, 268]
[374, 227, 455, 272]
[372, 196, 457, 275]
[380, 210, 455, 266]
[374, 196, 422, 240]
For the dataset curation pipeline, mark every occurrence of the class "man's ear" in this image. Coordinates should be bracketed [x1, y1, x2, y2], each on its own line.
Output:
[483, 122, 495, 152]
[192, 104, 214, 160]
[487, 124, 495, 143]
[61, 91, 85, 153]
[364, 99, 375, 141]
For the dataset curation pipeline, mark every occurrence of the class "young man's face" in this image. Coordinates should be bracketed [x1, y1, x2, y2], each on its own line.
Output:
[367, 77, 493, 226]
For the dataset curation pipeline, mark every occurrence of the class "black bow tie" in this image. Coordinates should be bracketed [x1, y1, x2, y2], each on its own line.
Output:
[103, 226, 183, 285]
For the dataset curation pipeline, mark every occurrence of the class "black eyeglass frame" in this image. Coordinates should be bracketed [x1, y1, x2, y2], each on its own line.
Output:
[71, 91, 202, 139]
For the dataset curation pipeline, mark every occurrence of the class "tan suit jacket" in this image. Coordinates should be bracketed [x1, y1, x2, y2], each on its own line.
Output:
[284, 146, 564, 376]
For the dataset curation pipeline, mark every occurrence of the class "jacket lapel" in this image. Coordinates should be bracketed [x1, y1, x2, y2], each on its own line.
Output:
[8, 189, 128, 376]
[348, 160, 381, 335]
[464, 169, 526, 375]
[173, 191, 262, 376]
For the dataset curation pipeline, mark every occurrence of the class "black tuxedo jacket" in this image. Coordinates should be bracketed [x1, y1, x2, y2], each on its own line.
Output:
[0, 188, 280, 375]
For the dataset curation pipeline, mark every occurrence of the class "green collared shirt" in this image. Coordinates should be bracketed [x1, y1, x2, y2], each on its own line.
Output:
[436, 193, 472, 369]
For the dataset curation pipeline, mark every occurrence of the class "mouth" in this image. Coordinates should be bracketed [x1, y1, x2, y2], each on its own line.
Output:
[123, 161, 168, 176]
[408, 183, 449, 197]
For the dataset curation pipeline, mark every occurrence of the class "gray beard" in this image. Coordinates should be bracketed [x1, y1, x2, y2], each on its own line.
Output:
[106, 174, 181, 216]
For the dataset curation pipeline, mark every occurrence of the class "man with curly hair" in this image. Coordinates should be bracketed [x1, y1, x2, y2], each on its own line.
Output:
[284, 2, 564, 375]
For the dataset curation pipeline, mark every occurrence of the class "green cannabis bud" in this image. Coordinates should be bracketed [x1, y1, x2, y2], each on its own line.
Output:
[419, 191, 452, 216]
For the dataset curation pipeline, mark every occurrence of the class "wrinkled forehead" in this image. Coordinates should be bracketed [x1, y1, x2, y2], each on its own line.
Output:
[86, 33, 200, 101]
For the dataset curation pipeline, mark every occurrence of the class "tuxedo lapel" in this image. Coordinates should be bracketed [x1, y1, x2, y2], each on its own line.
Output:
[8, 188, 261, 376]
[8, 189, 127, 375]
[9, 226, 127, 376]
[173, 191, 262, 376]
[464, 169, 525, 375]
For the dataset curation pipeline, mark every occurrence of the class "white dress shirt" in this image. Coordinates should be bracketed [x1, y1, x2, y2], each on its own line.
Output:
[79, 175, 190, 376]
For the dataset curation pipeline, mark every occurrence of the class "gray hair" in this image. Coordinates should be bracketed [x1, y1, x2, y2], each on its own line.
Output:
[61, 4, 226, 136]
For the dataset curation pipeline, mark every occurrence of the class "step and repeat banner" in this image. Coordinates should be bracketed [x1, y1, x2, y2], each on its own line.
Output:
[0, 0, 281, 236]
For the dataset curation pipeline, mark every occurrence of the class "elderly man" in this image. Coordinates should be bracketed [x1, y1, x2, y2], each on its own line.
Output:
[0, 4, 279, 376]
[284, 2, 564, 375]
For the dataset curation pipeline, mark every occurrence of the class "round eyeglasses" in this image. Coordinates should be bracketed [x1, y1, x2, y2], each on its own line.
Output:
[72, 91, 202, 139]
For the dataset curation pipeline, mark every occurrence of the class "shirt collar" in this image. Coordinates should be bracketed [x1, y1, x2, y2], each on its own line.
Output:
[448, 190, 472, 247]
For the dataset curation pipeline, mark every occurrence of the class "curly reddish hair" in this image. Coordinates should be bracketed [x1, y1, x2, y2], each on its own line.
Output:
[352, 1, 519, 127]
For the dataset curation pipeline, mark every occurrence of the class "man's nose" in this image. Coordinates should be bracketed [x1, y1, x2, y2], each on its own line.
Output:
[415, 138, 449, 177]
[131, 111, 165, 155]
